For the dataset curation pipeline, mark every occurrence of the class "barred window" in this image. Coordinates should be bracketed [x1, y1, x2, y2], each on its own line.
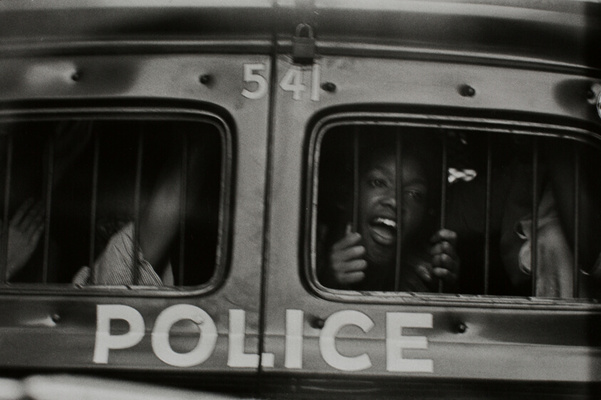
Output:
[0, 117, 226, 288]
[314, 122, 601, 299]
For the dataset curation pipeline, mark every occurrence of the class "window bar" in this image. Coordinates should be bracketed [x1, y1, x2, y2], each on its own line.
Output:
[573, 143, 580, 297]
[394, 132, 403, 291]
[484, 133, 493, 295]
[352, 127, 360, 232]
[42, 136, 55, 283]
[0, 135, 13, 283]
[178, 134, 188, 286]
[530, 138, 539, 296]
[132, 132, 144, 286]
[42, 138, 54, 283]
[89, 127, 100, 283]
[439, 132, 449, 293]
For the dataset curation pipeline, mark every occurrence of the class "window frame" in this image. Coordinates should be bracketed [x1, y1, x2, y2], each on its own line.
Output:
[0, 105, 233, 298]
[305, 111, 601, 309]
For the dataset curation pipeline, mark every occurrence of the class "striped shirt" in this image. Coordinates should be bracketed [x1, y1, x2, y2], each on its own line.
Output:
[73, 223, 173, 286]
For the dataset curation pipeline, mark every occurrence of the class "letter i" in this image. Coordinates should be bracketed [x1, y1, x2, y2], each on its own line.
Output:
[285, 309, 304, 369]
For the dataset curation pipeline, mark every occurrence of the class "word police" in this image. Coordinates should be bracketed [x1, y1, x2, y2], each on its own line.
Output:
[94, 305, 434, 372]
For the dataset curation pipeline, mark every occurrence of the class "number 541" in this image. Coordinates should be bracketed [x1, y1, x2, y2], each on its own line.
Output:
[242, 63, 321, 102]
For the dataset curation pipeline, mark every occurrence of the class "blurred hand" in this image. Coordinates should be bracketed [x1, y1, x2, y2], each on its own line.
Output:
[412, 229, 460, 287]
[329, 224, 368, 286]
[4, 199, 44, 280]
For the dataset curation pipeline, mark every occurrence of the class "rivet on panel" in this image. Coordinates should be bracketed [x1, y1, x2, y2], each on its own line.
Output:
[586, 88, 596, 101]
[309, 316, 325, 329]
[71, 71, 82, 82]
[321, 82, 336, 93]
[459, 84, 476, 97]
[455, 322, 467, 333]
[199, 74, 212, 85]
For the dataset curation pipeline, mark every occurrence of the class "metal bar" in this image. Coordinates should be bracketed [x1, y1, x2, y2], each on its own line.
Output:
[530, 138, 539, 296]
[352, 127, 360, 232]
[439, 132, 448, 293]
[573, 143, 580, 297]
[89, 126, 100, 283]
[178, 134, 188, 286]
[42, 136, 54, 283]
[484, 133, 492, 295]
[440, 133, 448, 230]
[132, 131, 144, 285]
[0, 135, 13, 283]
[394, 132, 403, 291]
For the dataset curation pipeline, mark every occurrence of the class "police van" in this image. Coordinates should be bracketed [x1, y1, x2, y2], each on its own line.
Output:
[0, 0, 601, 399]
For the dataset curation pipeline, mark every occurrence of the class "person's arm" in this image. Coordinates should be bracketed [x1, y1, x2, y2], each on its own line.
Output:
[138, 142, 203, 278]
[4, 199, 44, 280]
[542, 140, 601, 273]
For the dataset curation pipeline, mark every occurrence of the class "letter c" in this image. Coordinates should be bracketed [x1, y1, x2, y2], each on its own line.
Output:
[319, 310, 374, 371]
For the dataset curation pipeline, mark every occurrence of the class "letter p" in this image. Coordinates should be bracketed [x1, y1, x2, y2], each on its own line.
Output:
[94, 305, 145, 364]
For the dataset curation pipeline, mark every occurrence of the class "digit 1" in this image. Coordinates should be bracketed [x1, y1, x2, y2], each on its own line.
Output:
[311, 63, 321, 102]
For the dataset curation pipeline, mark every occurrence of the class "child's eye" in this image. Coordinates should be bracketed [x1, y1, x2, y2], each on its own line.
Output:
[369, 178, 387, 188]
[405, 190, 425, 202]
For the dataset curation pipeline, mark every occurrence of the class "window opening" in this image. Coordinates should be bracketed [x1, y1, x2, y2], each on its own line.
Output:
[315, 123, 601, 300]
[0, 117, 225, 289]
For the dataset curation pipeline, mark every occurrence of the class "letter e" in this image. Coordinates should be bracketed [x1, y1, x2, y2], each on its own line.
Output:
[386, 312, 433, 373]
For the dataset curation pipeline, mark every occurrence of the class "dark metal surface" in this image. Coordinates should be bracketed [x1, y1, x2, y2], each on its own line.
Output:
[0, 0, 600, 398]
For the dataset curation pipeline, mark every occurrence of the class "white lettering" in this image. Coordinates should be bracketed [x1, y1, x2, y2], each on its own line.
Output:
[228, 309, 272, 368]
[93, 305, 435, 372]
[319, 310, 374, 371]
[310, 63, 321, 101]
[280, 67, 306, 100]
[242, 63, 268, 100]
[151, 305, 217, 367]
[261, 352, 275, 368]
[285, 309, 304, 369]
[94, 305, 145, 364]
[386, 312, 433, 373]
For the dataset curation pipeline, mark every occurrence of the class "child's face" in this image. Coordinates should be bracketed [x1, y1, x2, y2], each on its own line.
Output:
[359, 150, 428, 268]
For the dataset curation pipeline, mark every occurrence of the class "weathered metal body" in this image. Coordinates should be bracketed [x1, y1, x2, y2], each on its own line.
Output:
[0, 1, 600, 398]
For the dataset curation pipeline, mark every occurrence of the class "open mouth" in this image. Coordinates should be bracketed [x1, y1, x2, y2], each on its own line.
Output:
[369, 217, 397, 246]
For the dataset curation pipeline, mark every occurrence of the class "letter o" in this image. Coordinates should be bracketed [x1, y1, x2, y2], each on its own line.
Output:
[151, 304, 217, 367]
